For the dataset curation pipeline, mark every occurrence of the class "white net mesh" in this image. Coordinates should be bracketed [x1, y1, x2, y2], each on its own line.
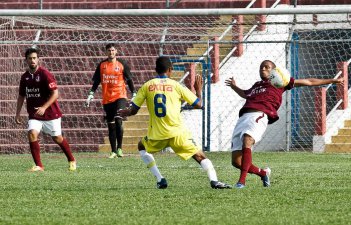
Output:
[1, 5, 351, 153]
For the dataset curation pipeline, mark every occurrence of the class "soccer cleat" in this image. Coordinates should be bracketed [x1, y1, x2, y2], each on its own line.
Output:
[156, 178, 168, 189]
[210, 181, 232, 189]
[108, 152, 118, 159]
[28, 165, 44, 172]
[235, 182, 245, 189]
[261, 167, 271, 187]
[69, 161, 77, 171]
[116, 148, 124, 157]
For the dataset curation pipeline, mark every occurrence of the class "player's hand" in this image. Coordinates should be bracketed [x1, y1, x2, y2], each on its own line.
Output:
[335, 77, 344, 85]
[225, 77, 237, 89]
[15, 115, 22, 124]
[116, 108, 131, 120]
[85, 91, 94, 107]
[34, 106, 46, 116]
[194, 74, 203, 92]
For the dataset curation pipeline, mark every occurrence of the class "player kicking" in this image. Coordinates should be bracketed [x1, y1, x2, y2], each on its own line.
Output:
[225, 60, 343, 188]
[15, 47, 76, 172]
[117, 56, 231, 189]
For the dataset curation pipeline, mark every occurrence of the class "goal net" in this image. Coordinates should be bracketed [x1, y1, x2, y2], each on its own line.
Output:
[1, 5, 350, 153]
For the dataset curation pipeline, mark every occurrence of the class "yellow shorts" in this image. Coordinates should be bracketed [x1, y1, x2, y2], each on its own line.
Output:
[141, 131, 200, 160]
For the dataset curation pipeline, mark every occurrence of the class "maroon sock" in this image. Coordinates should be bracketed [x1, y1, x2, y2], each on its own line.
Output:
[58, 139, 75, 162]
[238, 147, 252, 185]
[248, 164, 266, 177]
[29, 141, 43, 167]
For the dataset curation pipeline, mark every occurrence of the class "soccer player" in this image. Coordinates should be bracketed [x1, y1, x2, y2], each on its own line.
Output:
[225, 60, 344, 189]
[117, 56, 231, 189]
[15, 47, 76, 172]
[85, 43, 136, 159]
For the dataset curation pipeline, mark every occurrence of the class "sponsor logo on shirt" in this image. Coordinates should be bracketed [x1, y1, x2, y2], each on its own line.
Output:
[102, 74, 118, 84]
[247, 86, 266, 96]
[148, 84, 173, 92]
[25, 87, 41, 98]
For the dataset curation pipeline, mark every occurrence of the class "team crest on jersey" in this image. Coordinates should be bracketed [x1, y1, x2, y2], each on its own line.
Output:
[114, 66, 120, 72]
[35, 76, 40, 82]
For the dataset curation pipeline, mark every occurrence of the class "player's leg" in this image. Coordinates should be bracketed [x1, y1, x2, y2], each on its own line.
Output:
[232, 150, 267, 176]
[139, 137, 167, 189]
[27, 119, 44, 171]
[170, 132, 231, 189]
[103, 102, 118, 158]
[114, 98, 127, 157]
[45, 118, 76, 171]
[237, 134, 255, 186]
[233, 112, 270, 187]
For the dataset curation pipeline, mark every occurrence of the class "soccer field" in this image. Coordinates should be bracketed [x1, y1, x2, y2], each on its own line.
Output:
[0, 152, 350, 225]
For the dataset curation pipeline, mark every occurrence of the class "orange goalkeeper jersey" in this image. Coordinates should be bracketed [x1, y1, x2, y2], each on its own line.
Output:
[97, 59, 127, 104]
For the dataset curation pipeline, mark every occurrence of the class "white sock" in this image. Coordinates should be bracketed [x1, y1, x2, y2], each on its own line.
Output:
[200, 158, 218, 182]
[139, 150, 163, 182]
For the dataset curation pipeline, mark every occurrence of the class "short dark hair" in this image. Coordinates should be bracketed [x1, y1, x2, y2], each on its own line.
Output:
[105, 43, 116, 50]
[25, 47, 40, 59]
[155, 56, 172, 74]
[262, 60, 276, 68]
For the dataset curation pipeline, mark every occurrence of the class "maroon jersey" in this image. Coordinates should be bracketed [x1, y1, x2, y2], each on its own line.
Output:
[19, 66, 62, 120]
[239, 78, 295, 124]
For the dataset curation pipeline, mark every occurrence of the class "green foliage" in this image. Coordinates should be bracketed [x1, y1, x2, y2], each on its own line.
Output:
[0, 152, 350, 225]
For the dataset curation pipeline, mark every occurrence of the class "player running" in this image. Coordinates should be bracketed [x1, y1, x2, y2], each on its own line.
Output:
[117, 56, 231, 189]
[15, 47, 76, 172]
[85, 43, 136, 158]
[225, 60, 343, 188]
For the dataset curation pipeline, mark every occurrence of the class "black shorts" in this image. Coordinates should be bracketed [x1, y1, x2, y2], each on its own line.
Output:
[103, 98, 128, 123]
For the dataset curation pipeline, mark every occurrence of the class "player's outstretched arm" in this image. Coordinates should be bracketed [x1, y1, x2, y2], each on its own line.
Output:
[15, 95, 25, 124]
[295, 77, 344, 87]
[225, 77, 247, 99]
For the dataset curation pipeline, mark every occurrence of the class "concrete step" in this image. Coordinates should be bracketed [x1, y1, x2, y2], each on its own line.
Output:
[325, 144, 351, 153]
[123, 121, 148, 129]
[0, 101, 148, 115]
[337, 128, 351, 135]
[331, 135, 351, 143]
[344, 120, 351, 127]
[0, 70, 154, 86]
[99, 143, 139, 154]
[99, 135, 145, 153]
[0, 56, 157, 72]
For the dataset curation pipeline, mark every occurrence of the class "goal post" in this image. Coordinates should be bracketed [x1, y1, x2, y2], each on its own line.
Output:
[0, 5, 350, 153]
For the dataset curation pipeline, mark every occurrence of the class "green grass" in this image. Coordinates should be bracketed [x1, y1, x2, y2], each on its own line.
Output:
[0, 152, 350, 225]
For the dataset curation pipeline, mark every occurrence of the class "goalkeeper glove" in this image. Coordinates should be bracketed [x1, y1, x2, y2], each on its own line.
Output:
[85, 91, 94, 107]
[131, 92, 137, 101]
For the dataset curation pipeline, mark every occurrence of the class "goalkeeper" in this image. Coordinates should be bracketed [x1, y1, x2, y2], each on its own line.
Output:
[85, 43, 136, 158]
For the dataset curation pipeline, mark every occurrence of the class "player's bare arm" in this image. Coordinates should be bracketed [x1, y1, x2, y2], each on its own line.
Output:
[294, 77, 344, 87]
[35, 89, 59, 116]
[15, 95, 25, 124]
[225, 77, 247, 99]
[193, 75, 203, 109]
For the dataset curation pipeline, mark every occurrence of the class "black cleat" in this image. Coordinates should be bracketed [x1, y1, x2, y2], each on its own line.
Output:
[157, 178, 168, 189]
[210, 181, 232, 189]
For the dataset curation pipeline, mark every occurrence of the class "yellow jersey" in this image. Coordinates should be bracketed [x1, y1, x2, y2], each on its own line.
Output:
[132, 75, 199, 140]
